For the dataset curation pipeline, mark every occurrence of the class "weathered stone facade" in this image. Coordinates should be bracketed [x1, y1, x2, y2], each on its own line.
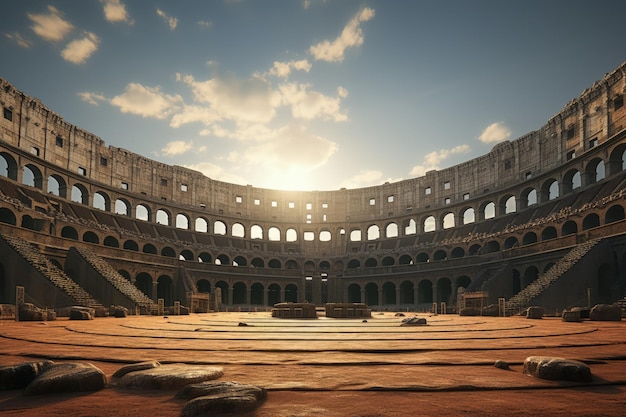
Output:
[1, 62, 626, 314]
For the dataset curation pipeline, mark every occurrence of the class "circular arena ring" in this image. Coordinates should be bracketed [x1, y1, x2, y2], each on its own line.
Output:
[1, 312, 626, 416]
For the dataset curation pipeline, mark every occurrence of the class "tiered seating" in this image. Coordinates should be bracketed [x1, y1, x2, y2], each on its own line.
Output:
[505, 238, 602, 315]
[72, 246, 155, 309]
[0, 233, 101, 308]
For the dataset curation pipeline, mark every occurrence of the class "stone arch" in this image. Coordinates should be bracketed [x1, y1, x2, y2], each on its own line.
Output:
[562, 168, 581, 194]
[437, 277, 452, 305]
[215, 281, 229, 304]
[93, 191, 111, 211]
[417, 280, 433, 304]
[47, 174, 67, 198]
[501, 194, 516, 214]
[562, 220, 578, 236]
[483, 240, 500, 253]
[381, 256, 395, 266]
[214, 220, 227, 235]
[0, 207, 16, 225]
[541, 226, 557, 241]
[161, 246, 176, 257]
[461, 207, 475, 224]
[520, 187, 537, 209]
[504, 236, 519, 249]
[143, 243, 157, 254]
[251, 257, 264, 268]
[232, 282, 247, 304]
[585, 157, 605, 183]
[364, 282, 378, 306]
[251, 224, 263, 239]
[416, 252, 429, 263]
[347, 283, 361, 303]
[347, 259, 360, 269]
[319, 229, 331, 242]
[180, 249, 194, 261]
[522, 232, 537, 245]
[268, 283, 281, 305]
[385, 222, 398, 238]
[442, 212, 455, 229]
[82, 231, 99, 244]
[286, 228, 298, 242]
[103, 236, 119, 248]
[382, 282, 396, 305]
[0, 151, 19, 180]
[456, 276, 471, 290]
[285, 283, 298, 303]
[22, 164, 43, 189]
[156, 208, 171, 226]
[605, 205, 625, 224]
[365, 257, 377, 268]
[404, 218, 417, 234]
[135, 204, 150, 221]
[268, 258, 281, 268]
[232, 222, 245, 238]
[349, 228, 362, 242]
[197, 279, 211, 294]
[157, 275, 173, 306]
[433, 249, 447, 261]
[61, 226, 78, 240]
[135, 272, 153, 298]
[250, 282, 264, 305]
[469, 244, 481, 255]
[608, 142, 626, 175]
[451, 247, 465, 258]
[195, 217, 209, 233]
[71, 183, 89, 205]
[523, 266, 539, 288]
[541, 178, 559, 202]
[286, 259, 299, 269]
[398, 254, 413, 265]
[198, 252, 212, 263]
[115, 198, 131, 216]
[423, 215, 436, 232]
[268, 226, 281, 241]
[176, 213, 190, 229]
[399, 281, 414, 304]
[367, 224, 380, 240]
[216, 254, 230, 265]
[123, 240, 139, 251]
[232, 256, 246, 267]
[583, 213, 600, 230]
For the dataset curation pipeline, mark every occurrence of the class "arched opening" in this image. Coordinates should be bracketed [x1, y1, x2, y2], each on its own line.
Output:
[214, 220, 227, 235]
[286, 228, 298, 242]
[250, 283, 264, 305]
[399, 254, 413, 265]
[382, 256, 395, 266]
[437, 278, 452, 305]
[124, 240, 139, 251]
[82, 231, 99, 244]
[233, 256, 247, 267]
[161, 246, 176, 257]
[365, 258, 377, 268]
[269, 226, 281, 241]
[103, 236, 119, 248]
[483, 240, 500, 253]
[156, 209, 170, 226]
[198, 252, 212, 263]
[365, 282, 378, 306]
[399, 281, 414, 304]
[347, 259, 361, 268]
[348, 283, 361, 303]
[433, 250, 447, 261]
[115, 199, 130, 216]
[523, 266, 539, 288]
[180, 249, 193, 261]
[232, 223, 245, 238]
[462, 207, 475, 224]
[251, 257, 264, 268]
[541, 226, 557, 241]
[386, 222, 398, 238]
[215, 281, 228, 304]
[0, 208, 16, 225]
[135, 272, 153, 299]
[268, 259, 281, 268]
[285, 284, 298, 303]
[135, 204, 150, 221]
[251, 224, 263, 239]
[423, 216, 436, 232]
[562, 220, 578, 236]
[232, 282, 247, 304]
[197, 279, 211, 294]
[47, 174, 67, 197]
[0, 152, 19, 180]
[605, 205, 625, 224]
[468, 244, 481, 255]
[417, 280, 433, 304]
[504, 236, 518, 249]
[157, 275, 173, 306]
[195, 217, 209, 233]
[382, 282, 396, 305]
[93, 191, 110, 211]
[216, 254, 230, 265]
[61, 226, 78, 240]
[367, 225, 380, 240]
[522, 232, 537, 245]
[416, 253, 429, 263]
[71, 184, 89, 205]
[451, 247, 465, 258]
[22, 164, 43, 189]
[268, 283, 281, 305]
[582, 213, 600, 230]
[143, 244, 157, 254]
[176, 213, 189, 229]
[442, 212, 455, 229]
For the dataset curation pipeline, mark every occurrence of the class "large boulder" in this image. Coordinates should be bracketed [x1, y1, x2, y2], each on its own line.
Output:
[523, 356, 592, 382]
[589, 304, 622, 321]
[525, 306, 544, 319]
[25, 362, 106, 395]
[114, 364, 223, 390]
[0, 361, 54, 390]
[110, 305, 129, 318]
[177, 381, 267, 417]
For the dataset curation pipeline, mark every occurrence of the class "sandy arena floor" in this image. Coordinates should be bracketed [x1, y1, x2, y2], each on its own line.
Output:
[1, 312, 625, 416]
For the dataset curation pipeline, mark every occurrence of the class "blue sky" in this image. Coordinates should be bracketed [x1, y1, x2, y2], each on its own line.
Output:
[2, 0, 626, 191]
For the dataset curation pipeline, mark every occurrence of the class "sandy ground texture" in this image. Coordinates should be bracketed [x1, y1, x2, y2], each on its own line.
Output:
[1, 312, 625, 416]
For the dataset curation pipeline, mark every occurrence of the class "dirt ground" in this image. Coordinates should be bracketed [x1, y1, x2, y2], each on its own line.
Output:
[1, 312, 625, 416]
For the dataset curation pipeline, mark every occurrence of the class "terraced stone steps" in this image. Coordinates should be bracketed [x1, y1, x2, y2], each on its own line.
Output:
[72, 246, 156, 310]
[0, 233, 102, 308]
[505, 238, 602, 315]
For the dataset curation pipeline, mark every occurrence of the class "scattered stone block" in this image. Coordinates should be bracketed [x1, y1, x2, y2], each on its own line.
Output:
[394, 313, 405, 317]
[459, 307, 480, 316]
[177, 381, 267, 417]
[110, 305, 129, 318]
[523, 356, 592, 382]
[590, 304, 622, 321]
[570, 306, 590, 319]
[69, 306, 94, 320]
[114, 364, 223, 390]
[400, 316, 427, 326]
[494, 360, 510, 370]
[111, 361, 160, 379]
[18, 303, 44, 321]
[25, 362, 106, 395]
[0, 361, 54, 390]
[562, 309, 582, 322]
[525, 306, 544, 319]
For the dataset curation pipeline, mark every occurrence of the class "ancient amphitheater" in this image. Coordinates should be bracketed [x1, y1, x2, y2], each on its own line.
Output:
[2, 60, 626, 417]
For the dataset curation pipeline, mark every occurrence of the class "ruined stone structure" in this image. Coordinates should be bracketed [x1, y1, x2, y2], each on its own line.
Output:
[2, 62, 626, 315]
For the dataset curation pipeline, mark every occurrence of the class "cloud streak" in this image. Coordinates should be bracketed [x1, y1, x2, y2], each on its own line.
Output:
[28, 5, 74, 42]
[309, 8, 375, 62]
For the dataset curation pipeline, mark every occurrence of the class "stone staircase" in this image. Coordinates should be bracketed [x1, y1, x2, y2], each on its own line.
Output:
[0, 233, 102, 308]
[72, 246, 156, 310]
[505, 238, 602, 315]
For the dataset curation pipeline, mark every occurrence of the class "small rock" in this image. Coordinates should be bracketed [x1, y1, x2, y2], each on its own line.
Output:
[562, 309, 582, 322]
[362, 320, 368, 323]
[401, 316, 427, 326]
[494, 360, 510, 370]
[394, 313, 405, 317]
[238, 322, 248, 327]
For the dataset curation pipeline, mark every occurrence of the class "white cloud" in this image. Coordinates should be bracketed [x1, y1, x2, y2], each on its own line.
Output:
[169, 104, 222, 128]
[479, 121, 512, 144]
[184, 161, 247, 185]
[309, 7, 375, 62]
[268, 59, 312, 78]
[28, 5, 74, 42]
[161, 140, 194, 156]
[77, 91, 107, 105]
[197, 20, 212, 28]
[100, 0, 133, 24]
[156, 9, 178, 30]
[409, 144, 471, 177]
[4, 32, 33, 48]
[279, 82, 348, 121]
[178, 73, 281, 124]
[303, 0, 311, 10]
[340, 170, 403, 189]
[61, 32, 100, 64]
[110, 83, 182, 119]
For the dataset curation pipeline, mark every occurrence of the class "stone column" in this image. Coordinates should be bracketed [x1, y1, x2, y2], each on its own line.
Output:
[395, 286, 401, 309]
[263, 289, 269, 306]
